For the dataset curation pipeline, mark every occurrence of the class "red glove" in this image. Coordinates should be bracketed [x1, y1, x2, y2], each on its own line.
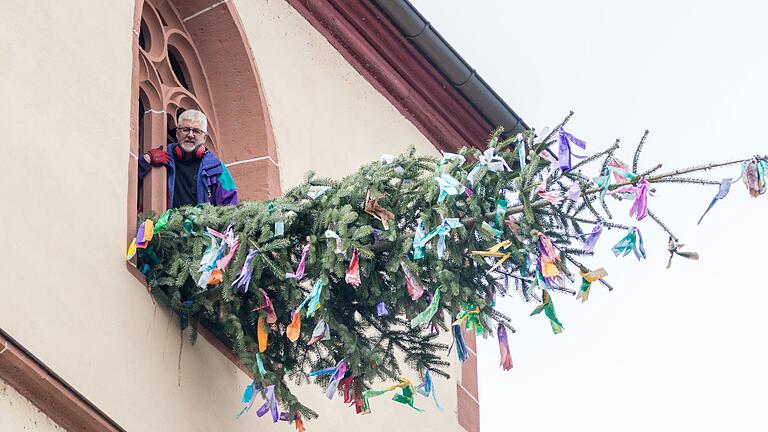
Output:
[145, 146, 170, 166]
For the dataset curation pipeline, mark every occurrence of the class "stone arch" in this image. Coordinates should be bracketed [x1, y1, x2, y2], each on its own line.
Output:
[129, 0, 280, 224]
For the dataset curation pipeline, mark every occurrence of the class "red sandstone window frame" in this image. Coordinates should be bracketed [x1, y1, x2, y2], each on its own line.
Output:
[127, 0, 280, 371]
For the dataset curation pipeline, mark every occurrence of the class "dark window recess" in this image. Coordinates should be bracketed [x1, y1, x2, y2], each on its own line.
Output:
[167, 113, 176, 143]
[168, 48, 192, 92]
[139, 19, 149, 51]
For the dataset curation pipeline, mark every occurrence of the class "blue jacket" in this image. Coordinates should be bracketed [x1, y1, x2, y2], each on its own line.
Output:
[138, 144, 238, 208]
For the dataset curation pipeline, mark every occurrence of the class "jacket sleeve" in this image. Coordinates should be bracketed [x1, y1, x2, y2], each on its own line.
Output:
[213, 163, 238, 205]
[138, 156, 151, 183]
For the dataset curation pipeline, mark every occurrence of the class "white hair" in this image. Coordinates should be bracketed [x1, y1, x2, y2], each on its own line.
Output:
[178, 109, 208, 133]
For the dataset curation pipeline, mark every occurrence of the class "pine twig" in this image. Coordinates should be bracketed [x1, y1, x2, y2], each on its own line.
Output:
[632, 130, 650, 173]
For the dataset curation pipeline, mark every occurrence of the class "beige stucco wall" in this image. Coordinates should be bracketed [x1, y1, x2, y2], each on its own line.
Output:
[0, 1, 461, 431]
[232, 0, 439, 190]
[0, 379, 63, 432]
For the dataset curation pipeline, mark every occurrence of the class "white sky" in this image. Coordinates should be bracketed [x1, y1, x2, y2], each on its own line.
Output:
[410, 1, 768, 430]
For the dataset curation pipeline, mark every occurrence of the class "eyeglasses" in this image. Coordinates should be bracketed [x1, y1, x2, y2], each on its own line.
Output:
[177, 126, 206, 137]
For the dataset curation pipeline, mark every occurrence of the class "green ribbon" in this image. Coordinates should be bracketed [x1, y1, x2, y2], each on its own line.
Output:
[183, 218, 196, 235]
[413, 218, 463, 259]
[409, 288, 441, 328]
[480, 221, 503, 239]
[495, 198, 508, 228]
[154, 209, 171, 232]
[391, 385, 424, 412]
[256, 353, 267, 377]
[455, 303, 484, 335]
[530, 291, 563, 334]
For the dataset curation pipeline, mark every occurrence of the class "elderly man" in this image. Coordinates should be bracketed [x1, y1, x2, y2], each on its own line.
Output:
[139, 110, 238, 209]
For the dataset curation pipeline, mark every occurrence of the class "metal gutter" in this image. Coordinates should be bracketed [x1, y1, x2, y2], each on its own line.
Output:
[371, 0, 529, 136]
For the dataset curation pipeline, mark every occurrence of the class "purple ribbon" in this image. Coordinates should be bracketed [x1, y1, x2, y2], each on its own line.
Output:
[255, 385, 279, 423]
[497, 325, 513, 371]
[232, 248, 260, 292]
[558, 127, 587, 171]
[566, 182, 581, 201]
[581, 223, 603, 253]
[376, 302, 389, 316]
[308, 359, 348, 400]
[629, 177, 649, 221]
[135, 222, 147, 246]
[698, 178, 732, 225]
[285, 238, 310, 280]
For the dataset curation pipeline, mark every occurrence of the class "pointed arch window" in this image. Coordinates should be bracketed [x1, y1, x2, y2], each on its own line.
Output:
[127, 0, 281, 244]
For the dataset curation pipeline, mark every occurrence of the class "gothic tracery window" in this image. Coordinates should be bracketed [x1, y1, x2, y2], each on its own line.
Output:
[128, 0, 280, 235]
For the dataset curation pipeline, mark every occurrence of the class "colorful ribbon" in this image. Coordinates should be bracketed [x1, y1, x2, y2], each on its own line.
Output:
[452, 324, 470, 362]
[154, 209, 171, 232]
[362, 379, 423, 413]
[308, 359, 348, 400]
[566, 182, 581, 201]
[285, 237, 310, 280]
[207, 225, 240, 271]
[232, 248, 260, 292]
[376, 302, 389, 316]
[558, 127, 587, 171]
[435, 173, 465, 202]
[467, 148, 511, 185]
[612, 227, 646, 260]
[497, 325, 513, 371]
[471, 240, 512, 272]
[400, 262, 425, 301]
[698, 178, 732, 225]
[454, 303, 484, 335]
[536, 179, 564, 205]
[439, 151, 466, 166]
[580, 222, 603, 253]
[255, 385, 279, 422]
[307, 185, 332, 199]
[345, 249, 361, 286]
[412, 219, 427, 259]
[416, 369, 443, 411]
[364, 190, 395, 229]
[308, 319, 330, 345]
[257, 315, 269, 353]
[413, 218, 463, 259]
[324, 230, 344, 255]
[237, 382, 257, 418]
[629, 177, 649, 221]
[495, 198, 508, 228]
[742, 158, 767, 197]
[410, 288, 441, 328]
[530, 290, 564, 334]
[666, 236, 699, 269]
[576, 268, 608, 303]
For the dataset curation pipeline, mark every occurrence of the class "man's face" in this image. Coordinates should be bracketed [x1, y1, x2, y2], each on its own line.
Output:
[176, 119, 206, 152]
